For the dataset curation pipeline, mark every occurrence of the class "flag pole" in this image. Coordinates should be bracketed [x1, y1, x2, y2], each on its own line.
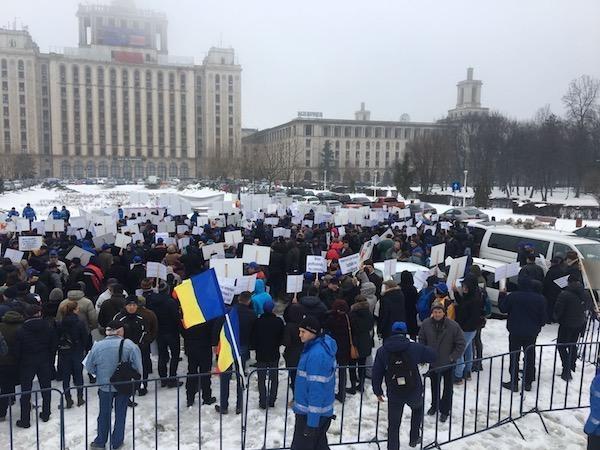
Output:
[225, 312, 247, 389]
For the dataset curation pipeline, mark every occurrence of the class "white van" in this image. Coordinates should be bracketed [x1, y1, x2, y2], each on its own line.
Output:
[469, 223, 600, 264]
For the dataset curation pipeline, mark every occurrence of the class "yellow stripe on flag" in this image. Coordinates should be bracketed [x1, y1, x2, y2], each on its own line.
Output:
[175, 279, 206, 328]
[217, 326, 234, 373]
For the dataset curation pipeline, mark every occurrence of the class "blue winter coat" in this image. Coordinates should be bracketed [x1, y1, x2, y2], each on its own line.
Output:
[498, 277, 547, 337]
[60, 209, 70, 220]
[372, 333, 436, 402]
[50, 209, 62, 220]
[585, 373, 600, 436]
[8, 210, 19, 218]
[22, 206, 36, 220]
[251, 279, 272, 317]
[293, 333, 337, 427]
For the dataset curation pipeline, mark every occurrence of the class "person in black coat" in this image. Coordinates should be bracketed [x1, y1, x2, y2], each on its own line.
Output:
[14, 305, 57, 427]
[299, 287, 328, 325]
[56, 301, 88, 408]
[324, 299, 352, 402]
[251, 300, 284, 408]
[518, 254, 544, 284]
[554, 275, 591, 381]
[216, 292, 256, 414]
[498, 275, 547, 392]
[97, 285, 127, 329]
[372, 321, 436, 449]
[145, 281, 182, 386]
[543, 257, 566, 324]
[283, 302, 305, 393]
[399, 271, 419, 340]
[347, 296, 374, 394]
[377, 280, 406, 341]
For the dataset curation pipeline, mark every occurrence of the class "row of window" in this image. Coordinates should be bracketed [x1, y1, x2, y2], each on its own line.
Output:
[307, 124, 434, 139]
[305, 138, 402, 152]
[59, 160, 190, 179]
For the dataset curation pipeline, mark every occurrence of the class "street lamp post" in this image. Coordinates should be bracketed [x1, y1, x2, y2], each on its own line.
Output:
[373, 170, 378, 198]
[463, 170, 468, 207]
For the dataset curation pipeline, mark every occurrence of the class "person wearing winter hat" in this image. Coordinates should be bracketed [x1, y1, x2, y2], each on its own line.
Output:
[347, 295, 375, 394]
[291, 314, 337, 449]
[418, 301, 465, 423]
[57, 289, 97, 332]
[97, 244, 113, 276]
[251, 299, 284, 409]
[433, 282, 455, 321]
[96, 278, 130, 313]
[377, 280, 406, 341]
[372, 321, 436, 448]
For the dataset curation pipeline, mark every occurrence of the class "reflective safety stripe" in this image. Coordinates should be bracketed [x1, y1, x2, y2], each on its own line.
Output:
[296, 370, 334, 383]
[593, 389, 600, 398]
[294, 402, 334, 414]
[590, 417, 600, 425]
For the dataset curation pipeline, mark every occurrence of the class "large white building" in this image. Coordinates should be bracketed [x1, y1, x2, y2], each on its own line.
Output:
[0, 0, 242, 179]
[243, 68, 487, 185]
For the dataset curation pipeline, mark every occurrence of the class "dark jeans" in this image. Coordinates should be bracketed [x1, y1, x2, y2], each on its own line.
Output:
[257, 360, 279, 406]
[219, 350, 248, 411]
[157, 333, 180, 378]
[388, 397, 423, 450]
[508, 334, 537, 384]
[291, 413, 332, 450]
[20, 360, 51, 423]
[429, 368, 453, 415]
[93, 390, 129, 449]
[59, 350, 84, 397]
[473, 327, 483, 366]
[140, 343, 152, 386]
[348, 357, 366, 390]
[185, 344, 213, 403]
[337, 366, 347, 399]
[557, 325, 582, 374]
[0, 365, 18, 417]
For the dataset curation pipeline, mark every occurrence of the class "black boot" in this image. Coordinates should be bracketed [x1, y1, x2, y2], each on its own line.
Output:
[77, 395, 85, 407]
[64, 395, 74, 409]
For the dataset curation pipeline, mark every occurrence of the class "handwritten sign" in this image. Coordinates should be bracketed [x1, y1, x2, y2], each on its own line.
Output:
[146, 262, 168, 280]
[224, 230, 243, 246]
[18, 236, 43, 251]
[430, 243, 446, 267]
[306, 255, 327, 274]
[339, 253, 360, 275]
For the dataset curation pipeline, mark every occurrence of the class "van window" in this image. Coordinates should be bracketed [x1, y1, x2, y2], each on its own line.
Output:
[552, 243, 572, 260]
[488, 233, 550, 256]
[469, 227, 486, 257]
[576, 244, 600, 261]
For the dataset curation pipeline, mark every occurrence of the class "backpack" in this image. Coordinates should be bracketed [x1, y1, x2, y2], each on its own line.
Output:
[110, 339, 141, 396]
[386, 350, 418, 394]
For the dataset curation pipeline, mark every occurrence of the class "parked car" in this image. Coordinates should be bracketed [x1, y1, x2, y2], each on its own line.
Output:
[316, 191, 339, 201]
[440, 207, 489, 221]
[301, 195, 321, 205]
[289, 194, 305, 202]
[408, 202, 437, 216]
[573, 226, 600, 242]
[349, 196, 373, 207]
[333, 194, 353, 204]
[371, 197, 405, 209]
[321, 200, 342, 213]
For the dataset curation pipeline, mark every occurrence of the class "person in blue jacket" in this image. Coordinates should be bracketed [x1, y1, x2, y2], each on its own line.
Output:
[50, 206, 62, 220]
[291, 315, 337, 450]
[372, 321, 437, 449]
[117, 204, 124, 220]
[251, 278, 272, 317]
[7, 207, 19, 218]
[22, 203, 36, 221]
[585, 367, 600, 450]
[60, 206, 70, 221]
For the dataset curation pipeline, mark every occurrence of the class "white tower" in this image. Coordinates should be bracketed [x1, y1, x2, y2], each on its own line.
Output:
[448, 68, 489, 119]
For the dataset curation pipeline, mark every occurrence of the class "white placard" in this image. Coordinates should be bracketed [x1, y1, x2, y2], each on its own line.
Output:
[337, 226, 346, 237]
[315, 212, 333, 224]
[267, 204, 278, 215]
[406, 227, 418, 237]
[93, 233, 116, 248]
[132, 233, 144, 243]
[65, 246, 94, 265]
[177, 237, 191, 249]
[334, 212, 349, 226]
[235, 274, 257, 294]
[265, 217, 279, 226]
[431, 214, 439, 222]
[274, 227, 291, 238]
[430, 243, 446, 267]
[210, 258, 244, 280]
[146, 262, 168, 280]
[494, 262, 521, 283]
[286, 274, 304, 294]
[291, 216, 302, 225]
[446, 255, 469, 287]
[218, 277, 237, 305]
[202, 242, 225, 259]
[154, 232, 170, 243]
[306, 255, 327, 274]
[425, 225, 437, 235]
[440, 222, 452, 231]
[70, 217, 87, 229]
[45, 219, 64, 232]
[359, 240, 374, 264]
[383, 259, 397, 280]
[224, 230, 243, 246]
[18, 236, 43, 251]
[242, 244, 271, 265]
[176, 225, 189, 235]
[4, 248, 24, 264]
[302, 220, 314, 228]
[114, 233, 132, 249]
[380, 228, 394, 240]
[339, 253, 360, 275]
[16, 219, 30, 232]
[192, 226, 203, 235]
[31, 221, 45, 234]
[554, 275, 570, 289]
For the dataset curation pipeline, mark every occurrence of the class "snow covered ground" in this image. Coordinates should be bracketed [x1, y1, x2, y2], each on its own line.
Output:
[0, 319, 594, 450]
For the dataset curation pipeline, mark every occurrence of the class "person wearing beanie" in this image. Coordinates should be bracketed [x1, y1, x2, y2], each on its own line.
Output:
[98, 284, 126, 330]
[498, 275, 547, 392]
[372, 321, 436, 449]
[85, 319, 142, 450]
[282, 303, 306, 394]
[377, 280, 406, 341]
[14, 304, 57, 427]
[347, 295, 375, 394]
[57, 289, 98, 332]
[418, 301, 465, 423]
[416, 275, 438, 323]
[96, 279, 130, 313]
[291, 314, 337, 449]
[251, 299, 284, 409]
[432, 282, 455, 321]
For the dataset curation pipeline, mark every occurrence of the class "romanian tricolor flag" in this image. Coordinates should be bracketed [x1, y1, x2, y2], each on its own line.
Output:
[216, 307, 240, 374]
[174, 269, 226, 329]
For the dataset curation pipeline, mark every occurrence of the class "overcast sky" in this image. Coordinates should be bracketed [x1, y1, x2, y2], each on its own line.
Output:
[4, 0, 600, 129]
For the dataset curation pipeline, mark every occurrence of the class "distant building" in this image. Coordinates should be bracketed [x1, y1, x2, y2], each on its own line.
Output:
[243, 68, 489, 185]
[0, 0, 242, 179]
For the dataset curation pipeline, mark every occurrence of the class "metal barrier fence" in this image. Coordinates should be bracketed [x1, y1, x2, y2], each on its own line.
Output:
[0, 340, 597, 450]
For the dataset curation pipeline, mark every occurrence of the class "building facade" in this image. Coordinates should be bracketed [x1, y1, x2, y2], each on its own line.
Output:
[0, 0, 242, 180]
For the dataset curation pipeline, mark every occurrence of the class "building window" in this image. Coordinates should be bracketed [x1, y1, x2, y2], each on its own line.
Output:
[355, 141, 360, 150]
[305, 138, 311, 148]
[304, 125, 312, 136]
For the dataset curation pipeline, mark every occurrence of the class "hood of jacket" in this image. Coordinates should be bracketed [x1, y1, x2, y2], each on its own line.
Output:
[306, 333, 337, 357]
[360, 281, 376, 297]
[284, 303, 306, 323]
[2, 310, 24, 324]
[22, 317, 49, 333]
[383, 333, 411, 353]
[300, 295, 322, 308]
[351, 300, 370, 313]
[254, 279, 266, 294]
[67, 290, 85, 301]
[565, 282, 586, 299]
